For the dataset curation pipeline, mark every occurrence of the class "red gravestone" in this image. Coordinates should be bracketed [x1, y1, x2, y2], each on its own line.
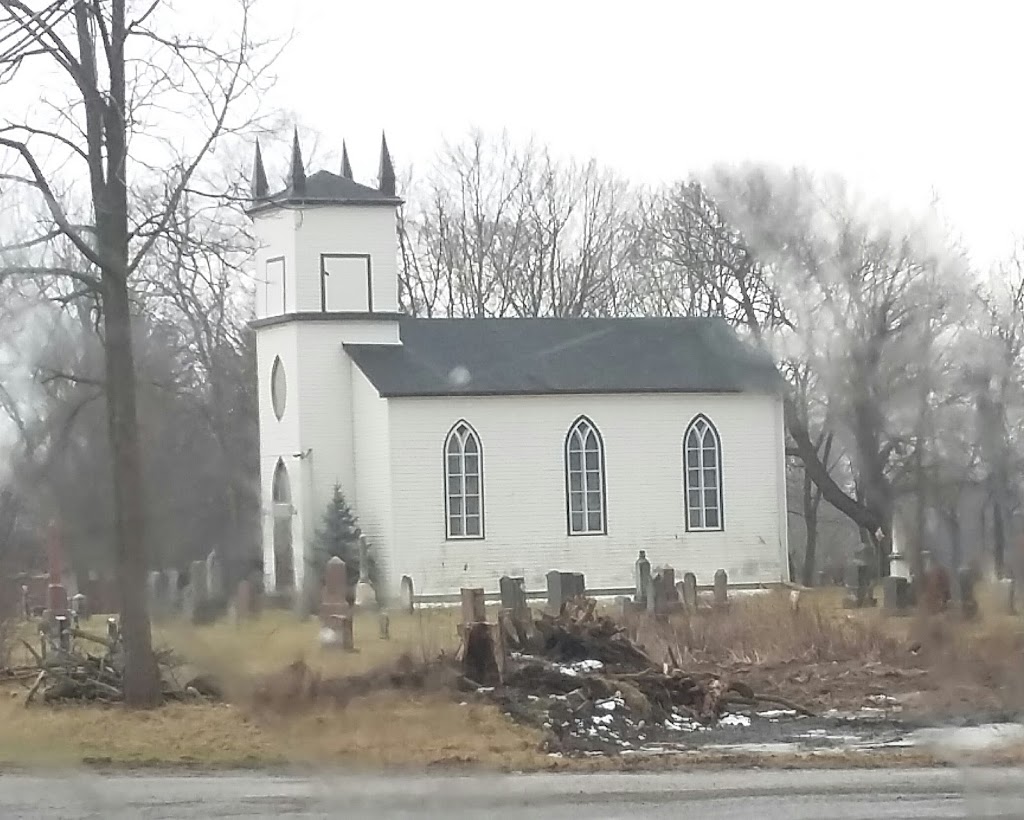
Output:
[47, 583, 68, 615]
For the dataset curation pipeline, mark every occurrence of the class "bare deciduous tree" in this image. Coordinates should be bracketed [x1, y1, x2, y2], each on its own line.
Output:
[0, 0, 278, 704]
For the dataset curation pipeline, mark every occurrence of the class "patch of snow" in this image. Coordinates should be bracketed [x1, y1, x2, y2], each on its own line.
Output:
[592, 714, 613, 726]
[719, 713, 752, 728]
[569, 659, 604, 673]
[476, 686, 495, 694]
[757, 709, 797, 719]
[596, 697, 623, 712]
[559, 667, 579, 677]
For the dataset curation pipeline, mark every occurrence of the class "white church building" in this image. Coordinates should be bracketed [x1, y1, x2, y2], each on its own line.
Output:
[249, 132, 790, 602]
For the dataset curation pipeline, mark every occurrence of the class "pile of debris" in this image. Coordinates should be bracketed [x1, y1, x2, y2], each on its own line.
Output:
[17, 616, 221, 706]
[460, 598, 813, 755]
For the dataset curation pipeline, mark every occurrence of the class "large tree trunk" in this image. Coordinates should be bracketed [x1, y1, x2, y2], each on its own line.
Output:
[801, 468, 819, 587]
[102, 275, 159, 707]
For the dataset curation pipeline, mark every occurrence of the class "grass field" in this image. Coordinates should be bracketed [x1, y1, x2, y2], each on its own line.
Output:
[0, 586, 1022, 770]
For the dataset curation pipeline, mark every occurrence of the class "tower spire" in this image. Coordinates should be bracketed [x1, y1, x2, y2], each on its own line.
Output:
[251, 138, 268, 199]
[377, 131, 396, 196]
[289, 128, 306, 194]
[340, 141, 353, 180]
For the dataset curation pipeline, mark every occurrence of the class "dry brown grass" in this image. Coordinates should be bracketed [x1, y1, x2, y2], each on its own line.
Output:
[3, 587, 1024, 770]
[635, 589, 902, 668]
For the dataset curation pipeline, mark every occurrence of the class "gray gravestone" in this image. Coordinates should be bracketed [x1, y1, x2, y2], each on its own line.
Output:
[681, 571, 698, 612]
[713, 569, 728, 607]
[206, 550, 225, 600]
[499, 576, 528, 615]
[71, 592, 89, 621]
[164, 569, 181, 613]
[634, 551, 652, 607]
[882, 576, 910, 615]
[399, 575, 415, 614]
[546, 571, 586, 613]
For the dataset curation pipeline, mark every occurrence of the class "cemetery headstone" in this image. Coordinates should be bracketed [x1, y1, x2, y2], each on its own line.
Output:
[882, 576, 911, 615]
[499, 576, 528, 616]
[713, 569, 729, 608]
[681, 572, 698, 613]
[106, 616, 119, 646]
[545, 571, 585, 613]
[460, 587, 486, 624]
[319, 613, 355, 651]
[320, 557, 349, 620]
[188, 559, 208, 617]
[379, 613, 390, 640]
[354, 535, 377, 607]
[47, 583, 68, 615]
[164, 569, 181, 614]
[657, 567, 678, 603]
[399, 575, 415, 614]
[634, 551, 652, 607]
[20, 585, 29, 620]
[206, 550, 225, 600]
[71, 593, 89, 620]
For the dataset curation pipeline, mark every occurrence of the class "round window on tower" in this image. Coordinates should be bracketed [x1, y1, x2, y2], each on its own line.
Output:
[271, 356, 287, 420]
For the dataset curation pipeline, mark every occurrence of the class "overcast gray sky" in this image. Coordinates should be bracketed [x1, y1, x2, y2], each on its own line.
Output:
[263, 0, 1021, 268]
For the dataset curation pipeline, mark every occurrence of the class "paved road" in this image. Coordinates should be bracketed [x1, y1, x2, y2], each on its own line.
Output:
[2, 767, 1024, 818]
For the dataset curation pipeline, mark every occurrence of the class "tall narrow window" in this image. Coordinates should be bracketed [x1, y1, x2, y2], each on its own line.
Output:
[566, 416, 606, 535]
[684, 415, 723, 531]
[445, 421, 483, 539]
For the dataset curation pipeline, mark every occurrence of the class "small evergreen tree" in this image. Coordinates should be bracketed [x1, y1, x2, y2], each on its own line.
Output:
[308, 485, 377, 590]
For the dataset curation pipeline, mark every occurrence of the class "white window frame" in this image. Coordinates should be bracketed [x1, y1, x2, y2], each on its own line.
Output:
[683, 414, 724, 532]
[565, 416, 607, 536]
[444, 421, 484, 539]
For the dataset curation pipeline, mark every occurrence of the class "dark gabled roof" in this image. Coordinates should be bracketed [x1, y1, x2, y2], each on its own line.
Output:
[246, 170, 402, 215]
[345, 317, 782, 397]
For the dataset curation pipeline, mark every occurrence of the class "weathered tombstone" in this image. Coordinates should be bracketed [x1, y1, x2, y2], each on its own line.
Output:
[546, 571, 584, 613]
[19, 585, 29, 620]
[106, 616, 119, 644]
[634, 550, 652, 607]
[319, 613, 355, 651]
[681, 572, 698, 613]
[47, 583, 68, 615]
[882, 576, 911, 615]
[206, 550, 225, 600]
[994, 577, 1015, 615]
[713, 569, 728, 608]
[399, 575, 415, 614]
[379, 613, 390, 640]
[320, 557, 348, 620]
[957, 567, 979, 620]
[71, 593, 89, 621]
[565, 572, 586, 600]
[499, 576, 528, 615]
[354, 535, 377, 607]
[460, 587, 486, 624]
[164, 569, 181, 614]
[657, 567, 678, 603]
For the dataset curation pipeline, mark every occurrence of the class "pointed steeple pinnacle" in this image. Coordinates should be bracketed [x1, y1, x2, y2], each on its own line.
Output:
[377, 131, 396, 197]
[251, 138, 268, 199]
[289, 128, 306, 194]
[340, 141, 353, 180]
